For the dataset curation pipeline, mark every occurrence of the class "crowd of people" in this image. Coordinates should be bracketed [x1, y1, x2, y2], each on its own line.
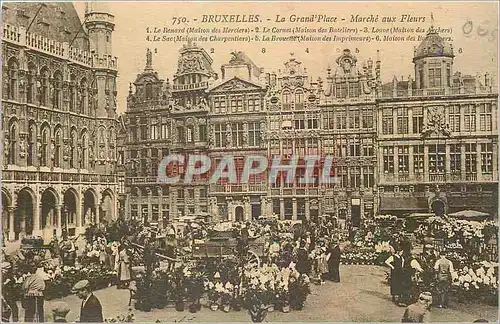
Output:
[0, 217, 495, 323]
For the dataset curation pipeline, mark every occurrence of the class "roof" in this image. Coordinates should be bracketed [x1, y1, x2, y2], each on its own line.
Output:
[2, 2, 89, 51]
[207, 76, 266, 92]
[413, 27, 454, 61]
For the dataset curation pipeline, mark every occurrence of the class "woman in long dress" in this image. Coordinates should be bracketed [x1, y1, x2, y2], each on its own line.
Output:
[117, 244, 131, 288]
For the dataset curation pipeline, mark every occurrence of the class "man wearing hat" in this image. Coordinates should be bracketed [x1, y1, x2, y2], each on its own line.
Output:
[2, 262, 18, 322]
[72, 280, 103, 322]
[52, 302, 70, 322]
[401, 291, 432, 322]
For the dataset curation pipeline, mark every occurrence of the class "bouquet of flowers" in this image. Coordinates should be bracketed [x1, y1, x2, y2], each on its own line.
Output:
[452, 261, 499, 304]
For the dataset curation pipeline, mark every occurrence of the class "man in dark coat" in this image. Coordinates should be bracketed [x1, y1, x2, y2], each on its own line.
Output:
[295, 241, 311, 275]
[72, 280, 103, 323]
[327, 241, 341, 282]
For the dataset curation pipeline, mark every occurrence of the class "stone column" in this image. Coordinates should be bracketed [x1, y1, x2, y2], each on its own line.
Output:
[8, 207, 15, 241]
[279, 198, 284, 220]
[460, 144, 466, 181]
[424, 145, 429, 182]
[32, 201, 42, 238]
[95, 205, 100, 224]
[56, 205, 62, 236]
[292, 198, 297, 220]
[260, 197, 267, 217]
[305, 199, 310, 220]
[476, 148, 482, 181]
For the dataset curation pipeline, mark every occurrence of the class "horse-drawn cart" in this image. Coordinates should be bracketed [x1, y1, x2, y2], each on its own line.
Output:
[192, 235, 266, 267]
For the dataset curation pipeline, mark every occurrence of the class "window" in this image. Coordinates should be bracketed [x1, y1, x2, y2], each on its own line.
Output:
[450, 144, 461, 174]
[27, 67, 36, 104]
[323, 139, 334, 154]
[161, 121, 169, 139]
[178, 189, 184, 199]
[307, 138, 319, 155]
[151, 204, 159, 221]
[177, 126, 185, 143]
[449, 105, 460, 132]
[70, 130, 77, 168]
[54, 129, 62, 167]
[412, 107, 424, 134]
[272, 199, 280, 215]
[446, 65, 451, 87]
[307, 116, 318, 129]
[295, 138, 306, 156]
[187, 126, 194, 143]
[247, 95, 260, 112]
[481, 143, 493, 173]
[428, 144, 445, 173]
[232, 123, 244, 147]
[141, 204, 149, 222]
[293, 117, 304, 130]
[8, 122, 17, 165]
[294, 90, 304, 106]
[270, 139, 280, 155]
[350, 166, 361, 188]
[362, 143, 374, 157]
[7, 59, 18, 100]
[413, 145, 424, 174]
[348, 108, 360, 129]
[215, 124, 227, 148]
[145, 83, 153, 99]
[465, 144, 477, 174]
[230, 95, 243, 112]
[349, 140, 360, 157]
[479, 103, 492, 131]
[464, 105, 476, 132]
[382, 108, 393, 134]
[335, 82, 348, 98]
[213, 96, 226, 113]
[323, 111, 334, 130]
[282, 139, 293, 157]
[429, 68, 441, 87]
[418, 68, 424, 89]
[40, 68, 49, 106]
[383, 147, 394, 174]
[362, 109, 373, 128]
[140, 125, 147, 140]
[349, 82, 360, 98]
[396, 108, 408, 134]
[397, 146, 409, 173]
[336, 110, 347, 130]
[150, 123, 159, 140]
[336, 166, 348, 187]
[131, 205, 138, 220]
[199, 125, 207, 142]
[363, 166, 374, 188]
[248, 122, 261, 146]
[27, 123, 35, 166]
[282, 91, 291, 104]
[41, 127, 49, 166]
[79, 79, 87, 114]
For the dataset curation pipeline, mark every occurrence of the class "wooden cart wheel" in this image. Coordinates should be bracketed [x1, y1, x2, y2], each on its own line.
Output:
[246, 250, 260, 268]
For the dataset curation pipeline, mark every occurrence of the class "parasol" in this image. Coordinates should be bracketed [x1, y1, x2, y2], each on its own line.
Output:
[448, 210, 490, 220]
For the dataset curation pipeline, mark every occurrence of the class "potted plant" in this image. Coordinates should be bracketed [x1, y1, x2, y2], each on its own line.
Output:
[172, 267, 186, 312]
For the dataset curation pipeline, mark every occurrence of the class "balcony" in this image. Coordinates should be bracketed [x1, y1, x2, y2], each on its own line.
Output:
[172, 81, 209, 92]
[429, 173, 446, 182]
[209, 184, 267, 193]
[381, 86, 494, 99]
[2, 170, 118, 184]
[466, 173, 477, 181]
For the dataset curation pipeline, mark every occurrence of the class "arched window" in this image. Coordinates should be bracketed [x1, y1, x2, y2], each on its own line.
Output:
[53, 71, 62, 109]
[27, 64, 36, 104]
[80, 133, 88, 169]
[69, 74, 76, 112]
[40, 126, 49, 166]
[40, 67, 49, 106]
[54, 128, 62, 167]
[79, 79, 88, 115]
[70, 129, 77, 168]
[27, 122, 36, 166]
[282, 90, 291, 104]
[7, 58, 18, 100]
[295, 90, 304, 104]
[8, 120, 18, 165]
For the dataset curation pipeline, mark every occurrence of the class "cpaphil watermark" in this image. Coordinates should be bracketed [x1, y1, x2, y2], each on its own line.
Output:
[157, 154, 340, 185]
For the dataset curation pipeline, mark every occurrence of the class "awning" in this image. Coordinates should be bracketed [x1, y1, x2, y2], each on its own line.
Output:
[448, 209, 490, 220]
[380, 197, 428, 211]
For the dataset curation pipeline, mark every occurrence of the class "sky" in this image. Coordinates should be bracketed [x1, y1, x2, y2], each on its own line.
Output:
[74, 2, 499, 114]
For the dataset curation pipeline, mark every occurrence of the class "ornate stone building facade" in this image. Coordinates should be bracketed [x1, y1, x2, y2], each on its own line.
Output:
[207, 51, 267, 222]
[377, 26, 498, 217]
[2, 3, 121, 242]
[120, 28, 498, 226]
